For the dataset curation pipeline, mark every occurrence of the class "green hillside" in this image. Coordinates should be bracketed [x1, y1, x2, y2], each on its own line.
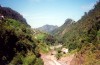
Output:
[0, 18, 43, 65]
[52, 1, 100, 65]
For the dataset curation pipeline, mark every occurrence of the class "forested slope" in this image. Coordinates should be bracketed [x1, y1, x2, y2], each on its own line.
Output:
[0, 10, 43, 65]
[52, 1, 100, 65]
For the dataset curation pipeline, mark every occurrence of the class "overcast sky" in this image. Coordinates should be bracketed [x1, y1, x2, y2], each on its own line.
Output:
[0, 0, 98, 28]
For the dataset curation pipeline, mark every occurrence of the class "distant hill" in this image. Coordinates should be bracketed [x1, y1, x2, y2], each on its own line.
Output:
[37, 24, 58, 33]
[0, 5, 29, 26]
[51, 18, 75, 37]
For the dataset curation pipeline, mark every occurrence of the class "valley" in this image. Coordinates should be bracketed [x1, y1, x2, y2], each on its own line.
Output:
[0, 0, 100, 65]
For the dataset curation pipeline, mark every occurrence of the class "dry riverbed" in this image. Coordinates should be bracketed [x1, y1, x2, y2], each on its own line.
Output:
[41, 51, 74, 65]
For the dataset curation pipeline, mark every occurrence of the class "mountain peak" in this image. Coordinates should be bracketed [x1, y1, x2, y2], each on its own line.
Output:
[37, 24, 58, 33]
[64, 18, 75, 26]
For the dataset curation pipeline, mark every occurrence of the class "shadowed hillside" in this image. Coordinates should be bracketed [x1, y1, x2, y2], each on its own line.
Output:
[0, 5, 29, 26]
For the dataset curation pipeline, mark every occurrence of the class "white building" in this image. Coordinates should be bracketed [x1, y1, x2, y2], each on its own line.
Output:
[61, 48, 68, 54]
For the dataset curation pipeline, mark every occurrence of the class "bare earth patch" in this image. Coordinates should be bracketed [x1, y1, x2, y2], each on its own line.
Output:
[41, 52, 74, 65]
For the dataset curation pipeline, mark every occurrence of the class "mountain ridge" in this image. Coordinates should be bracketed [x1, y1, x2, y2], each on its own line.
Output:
[51, 18, 75, 37]
[0, 5, 29, 26]
[37, 24, 58, 33]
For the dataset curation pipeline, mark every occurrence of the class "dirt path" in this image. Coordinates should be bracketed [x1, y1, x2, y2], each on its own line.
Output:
[41, 53, 61, 65]
[58, 54, 74, 65]
[41, 52, 74, 65]
[41, 45, 74, 65]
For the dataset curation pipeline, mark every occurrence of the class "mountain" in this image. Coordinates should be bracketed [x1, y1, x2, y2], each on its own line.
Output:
[38, 24, 58, 33]
[51, 18, 75, 37]
[0, 5, 29, 26]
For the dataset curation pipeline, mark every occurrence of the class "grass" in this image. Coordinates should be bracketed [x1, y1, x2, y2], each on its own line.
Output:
[35, 33, 45, 40]
[38, 43, 50, 53]
[22, 52, 36, 65]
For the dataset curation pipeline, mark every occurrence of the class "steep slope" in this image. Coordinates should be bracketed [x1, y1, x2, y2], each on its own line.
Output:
[53, 1, 100, 65]
[69, 1, 100, 65]
[38, 24, 58, 33]
[52, 19, 74, 36]
[51, 18, 75, 43]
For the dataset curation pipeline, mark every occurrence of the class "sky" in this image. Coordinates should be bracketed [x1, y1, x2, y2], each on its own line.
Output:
[0, 0, 98, 28]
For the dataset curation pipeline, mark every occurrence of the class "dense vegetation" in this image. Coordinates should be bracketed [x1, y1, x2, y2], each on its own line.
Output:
[0, 18, 44, 65]
[0, 6, 57, 64]
[52, 1, 100, 65]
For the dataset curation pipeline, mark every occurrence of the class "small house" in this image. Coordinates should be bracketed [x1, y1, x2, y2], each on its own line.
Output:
[61, 48, 68, 54]
[0, 14, 4, 20]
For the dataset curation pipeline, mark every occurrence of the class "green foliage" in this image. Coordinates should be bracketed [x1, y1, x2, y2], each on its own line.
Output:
[68, 43, 78, 52]
[6, 18, 20, 27]
[35, 33, 46, 41]
[97, 30, 100, 36]
[38, 43, 50, 53]
[8, 53, 23, 65]
[55, 52, 62, 60]
[21, 52, 36, 65]
[0, 18, 43, 65]
[55, 47, 62, 59]
[34, 58, 44, 65]
[33, 32, 52, 53]
[34, 32, 56, 45]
